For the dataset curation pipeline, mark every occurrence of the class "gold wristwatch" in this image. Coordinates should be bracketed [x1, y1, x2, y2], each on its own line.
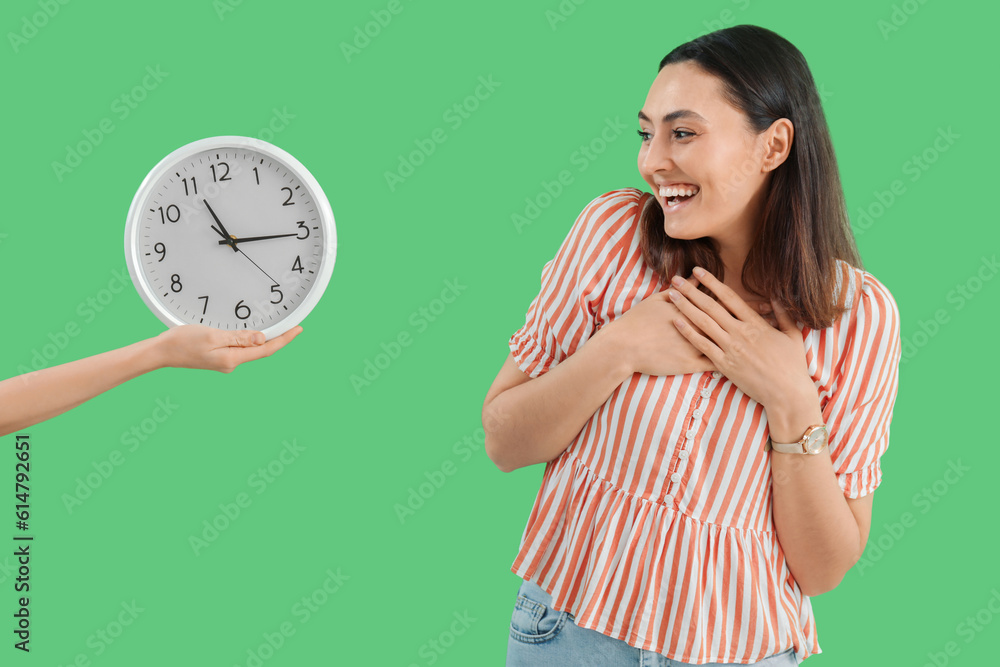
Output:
[766, 424, 828, 455]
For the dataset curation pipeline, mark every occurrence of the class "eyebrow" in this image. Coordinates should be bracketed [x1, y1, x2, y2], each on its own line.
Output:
[637, 109, 708, 124]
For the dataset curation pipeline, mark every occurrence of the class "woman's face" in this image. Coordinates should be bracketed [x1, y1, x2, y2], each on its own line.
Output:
[637, 61, 779, 259]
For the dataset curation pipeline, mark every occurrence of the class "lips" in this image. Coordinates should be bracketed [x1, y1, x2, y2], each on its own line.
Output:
[657, 183, 700, 209]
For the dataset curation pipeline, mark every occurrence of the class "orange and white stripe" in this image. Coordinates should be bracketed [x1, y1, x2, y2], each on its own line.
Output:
[508, 188, 901, 663]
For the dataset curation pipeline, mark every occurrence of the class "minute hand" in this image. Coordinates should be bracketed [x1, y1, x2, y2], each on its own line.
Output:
[219, 233, 298, 245]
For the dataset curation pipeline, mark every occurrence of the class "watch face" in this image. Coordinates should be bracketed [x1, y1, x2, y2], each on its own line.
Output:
[124, 137, 336, 339]
[805, 426, 829, 454]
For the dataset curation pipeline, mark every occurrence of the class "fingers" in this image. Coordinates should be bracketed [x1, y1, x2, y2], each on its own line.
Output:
[769, 299, 797, 333]
[755, 302, 779, 328]
[233, 325, 302, 363]
[690, 267, 759, 321]
[228, 330, 266, 347]
[667, 275, 731, 340]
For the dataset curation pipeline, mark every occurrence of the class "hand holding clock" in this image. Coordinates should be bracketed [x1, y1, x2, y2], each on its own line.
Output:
[0, 324, 302, 438]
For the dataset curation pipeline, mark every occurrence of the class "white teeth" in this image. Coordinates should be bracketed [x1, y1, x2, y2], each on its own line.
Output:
[658, 185, 700, 198]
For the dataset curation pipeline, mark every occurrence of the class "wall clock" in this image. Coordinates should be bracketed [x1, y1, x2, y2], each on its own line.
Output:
[124, 136, 336, 339]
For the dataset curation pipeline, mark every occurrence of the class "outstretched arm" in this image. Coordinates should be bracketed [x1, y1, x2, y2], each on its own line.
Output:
[0, 324, 301, 437]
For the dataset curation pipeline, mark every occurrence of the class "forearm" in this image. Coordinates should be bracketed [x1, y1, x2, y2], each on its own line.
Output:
[768, 394, 861, 596]
[484, 326, 630, 473]
[0, 337, 165, 437]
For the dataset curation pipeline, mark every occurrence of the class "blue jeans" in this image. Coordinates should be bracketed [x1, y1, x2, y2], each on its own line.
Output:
[507, 578, 799, 666]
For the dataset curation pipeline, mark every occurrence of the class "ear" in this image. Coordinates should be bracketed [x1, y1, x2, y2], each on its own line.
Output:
[762, 118, 793, 172]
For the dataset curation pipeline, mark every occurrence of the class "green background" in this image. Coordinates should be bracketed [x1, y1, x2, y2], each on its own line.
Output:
[2, 0, 996, 664]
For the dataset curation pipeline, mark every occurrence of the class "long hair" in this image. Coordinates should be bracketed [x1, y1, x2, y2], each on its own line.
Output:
[639, 25, 862, 329]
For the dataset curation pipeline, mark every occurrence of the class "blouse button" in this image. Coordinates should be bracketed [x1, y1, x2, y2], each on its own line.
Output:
[679, 450, 689, 459]
[664, 494, 674, 504]
[686, 429, 696, 439]
[700, 389, 712, 398]
[692, 409, 703, 418]
[712, 371, 722, 379]
[670, 472, 682, 483]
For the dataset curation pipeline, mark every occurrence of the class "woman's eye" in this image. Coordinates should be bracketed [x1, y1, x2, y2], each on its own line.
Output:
[673, 129, 694, 139]
[636, 129, 652, 142]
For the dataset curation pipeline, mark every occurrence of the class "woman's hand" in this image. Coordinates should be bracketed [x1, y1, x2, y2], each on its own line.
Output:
[664, 267, 813, 408]
[154, 324, 302, 373]
[606, 275, 718, 377]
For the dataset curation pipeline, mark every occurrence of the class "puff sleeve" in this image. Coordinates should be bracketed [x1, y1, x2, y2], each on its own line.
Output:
[508, 189, 643, 378]
[824, 272, 902, 498]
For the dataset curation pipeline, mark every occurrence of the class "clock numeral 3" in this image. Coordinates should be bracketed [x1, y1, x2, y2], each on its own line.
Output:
[296, 221, 309, 239]
[235, 300, 251, 320]
[210, 162, 231, 182]
[158, 205, 180, 224]
[170, 274, 183, 293]
[281, 187, 294, 206]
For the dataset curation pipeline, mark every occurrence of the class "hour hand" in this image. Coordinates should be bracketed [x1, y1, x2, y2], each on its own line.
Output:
[203, 199, 238, 251]
[218, 233, 297, 245]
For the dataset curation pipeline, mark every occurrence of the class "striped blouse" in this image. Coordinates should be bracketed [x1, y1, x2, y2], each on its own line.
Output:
[507, 188, 901, 664]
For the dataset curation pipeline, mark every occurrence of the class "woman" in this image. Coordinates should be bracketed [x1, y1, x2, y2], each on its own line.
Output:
[483, 25, 901, 665]
[0, 324, 301, 437]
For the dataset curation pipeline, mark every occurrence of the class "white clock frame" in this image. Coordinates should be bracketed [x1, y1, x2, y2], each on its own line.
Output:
[124, 136, 337, 339]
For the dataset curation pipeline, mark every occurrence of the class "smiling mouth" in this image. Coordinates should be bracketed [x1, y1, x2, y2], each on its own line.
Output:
[658, 184, 700, 207]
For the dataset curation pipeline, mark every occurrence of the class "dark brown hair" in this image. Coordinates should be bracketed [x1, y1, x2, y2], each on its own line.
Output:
[640, 24, 862, 329]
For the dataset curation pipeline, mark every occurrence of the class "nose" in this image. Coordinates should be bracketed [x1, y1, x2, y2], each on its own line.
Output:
[640, 131, 675, 176]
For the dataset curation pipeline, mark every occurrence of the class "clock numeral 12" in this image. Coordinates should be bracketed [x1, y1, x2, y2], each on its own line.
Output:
[210, 162, 231, 183]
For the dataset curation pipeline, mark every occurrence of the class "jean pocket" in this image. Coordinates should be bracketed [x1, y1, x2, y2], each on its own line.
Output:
[508, 589, 572, 645]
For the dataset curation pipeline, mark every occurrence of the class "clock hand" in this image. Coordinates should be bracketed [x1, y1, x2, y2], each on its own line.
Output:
[218, 233, 298, 245]
[203, 199, 239, 252]
[234, 246, 280, 286]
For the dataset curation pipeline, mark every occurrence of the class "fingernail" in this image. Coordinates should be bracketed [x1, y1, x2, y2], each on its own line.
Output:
[670, 275, 684, 287]
[692, 266, 705, 277]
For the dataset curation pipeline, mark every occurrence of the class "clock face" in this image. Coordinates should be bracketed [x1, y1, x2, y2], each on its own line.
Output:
[124, 137, 336, 339]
